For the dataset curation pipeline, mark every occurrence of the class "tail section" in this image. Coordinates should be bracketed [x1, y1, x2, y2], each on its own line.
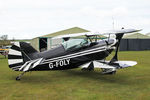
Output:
[8, 42, 23, 71]
[8, 42, 38, 71]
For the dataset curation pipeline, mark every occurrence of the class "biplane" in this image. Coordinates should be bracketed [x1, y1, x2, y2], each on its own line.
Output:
[7, 28, 141, 80]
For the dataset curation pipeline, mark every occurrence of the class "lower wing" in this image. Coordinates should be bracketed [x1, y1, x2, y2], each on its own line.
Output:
[81, 60, 137, 74]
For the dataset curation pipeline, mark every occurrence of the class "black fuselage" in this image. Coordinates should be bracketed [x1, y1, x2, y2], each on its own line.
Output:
[30, 39, 116, 71]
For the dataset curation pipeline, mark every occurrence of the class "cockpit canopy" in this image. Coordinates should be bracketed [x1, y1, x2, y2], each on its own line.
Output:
[62, 39, 89, 50]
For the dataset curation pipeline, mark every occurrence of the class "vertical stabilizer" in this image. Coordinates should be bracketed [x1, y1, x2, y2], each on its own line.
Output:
[8, 42, 38, 71]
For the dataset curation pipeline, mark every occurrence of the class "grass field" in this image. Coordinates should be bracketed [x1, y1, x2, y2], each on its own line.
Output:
[0, 51, 150, 100]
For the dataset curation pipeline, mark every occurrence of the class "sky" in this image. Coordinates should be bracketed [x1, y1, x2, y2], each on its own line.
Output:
[0, 0, 150, 39]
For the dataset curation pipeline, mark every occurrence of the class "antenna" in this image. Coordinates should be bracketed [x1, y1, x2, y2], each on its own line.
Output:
[111, 16, 117, 39]
[112, 16, 115, 30]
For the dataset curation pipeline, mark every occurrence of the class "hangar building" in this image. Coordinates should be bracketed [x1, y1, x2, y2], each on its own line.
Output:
[120, 33, 150, 51]
[31, 27, 150, 51]
[31, 27, 89, 51]
[146, 33, 150, 36]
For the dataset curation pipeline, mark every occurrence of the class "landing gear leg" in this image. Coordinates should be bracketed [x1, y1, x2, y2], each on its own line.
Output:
[16, 72, 26, 81]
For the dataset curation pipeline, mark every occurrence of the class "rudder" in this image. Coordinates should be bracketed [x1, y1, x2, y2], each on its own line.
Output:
[8, 42, 38, 71]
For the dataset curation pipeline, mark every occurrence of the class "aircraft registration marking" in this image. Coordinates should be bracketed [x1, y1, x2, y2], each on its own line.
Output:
[49, 59, 70, 69]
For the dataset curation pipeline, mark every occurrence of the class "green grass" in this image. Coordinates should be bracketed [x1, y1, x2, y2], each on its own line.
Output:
[0, 51, 150, 100]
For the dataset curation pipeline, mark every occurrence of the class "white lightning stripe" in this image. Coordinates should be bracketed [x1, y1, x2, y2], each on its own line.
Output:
[9, 49, 21, 56]
[44, 46, 106, 62]
[8, 59, 23, 65]
[13, 69, 18, 71]
[12, 67, 21, 70]
[19, 58, 43, 71]
[19, 62, 30, 71]
[23, 62, 34, 71]
[11, 66, 21, 68]
[11, 66, 21, 71]
[31, 58, 43, 69]
[41, 48, 106, 64]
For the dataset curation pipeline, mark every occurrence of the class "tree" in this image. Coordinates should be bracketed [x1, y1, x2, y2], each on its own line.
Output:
[0, 35, 8, 40]
[0, 35, 10, 47]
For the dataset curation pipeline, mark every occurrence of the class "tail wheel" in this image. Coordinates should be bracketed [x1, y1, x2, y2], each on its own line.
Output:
[16, 76, 21, 81]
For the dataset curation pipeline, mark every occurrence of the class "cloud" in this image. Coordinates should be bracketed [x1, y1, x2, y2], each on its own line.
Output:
[0, 0, 150, 39]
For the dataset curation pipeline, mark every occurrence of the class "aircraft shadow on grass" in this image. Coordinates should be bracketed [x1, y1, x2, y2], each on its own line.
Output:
[17, 69, 135, 86]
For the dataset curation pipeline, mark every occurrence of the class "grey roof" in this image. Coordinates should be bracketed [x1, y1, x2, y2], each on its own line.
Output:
[40, 27, 89, 37]
[146, 33, 150, 36]
[123, 33, 150, 39]
[36, 27, 106, 39]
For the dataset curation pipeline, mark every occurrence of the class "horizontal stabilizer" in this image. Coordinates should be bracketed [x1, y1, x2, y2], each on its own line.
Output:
[98, 60, 137, 69]
[113, 61, 137, 68]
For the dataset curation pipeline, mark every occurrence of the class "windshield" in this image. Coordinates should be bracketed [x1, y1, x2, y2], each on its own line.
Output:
[62, 39, 89, 50]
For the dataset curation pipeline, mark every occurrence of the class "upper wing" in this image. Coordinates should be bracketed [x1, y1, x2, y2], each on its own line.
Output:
[100, 29, 142, 35]
[52, 29, 141, 39]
